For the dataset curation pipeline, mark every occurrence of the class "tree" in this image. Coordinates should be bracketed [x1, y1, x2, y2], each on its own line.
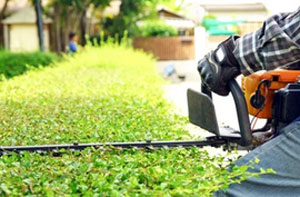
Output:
[34, 0, 45, 51]
[45, 0, 111, 53]
[159, 0, 184, 12]
[0, 0, 10, 48]
[103, 0, 175, 39]
[0, 0, 10, 21]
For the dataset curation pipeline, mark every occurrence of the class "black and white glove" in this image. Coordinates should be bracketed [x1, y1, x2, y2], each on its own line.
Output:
[198, 36, 241, 96]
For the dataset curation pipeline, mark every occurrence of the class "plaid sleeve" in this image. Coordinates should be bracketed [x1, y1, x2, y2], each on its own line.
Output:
[233, 7, 300, 76]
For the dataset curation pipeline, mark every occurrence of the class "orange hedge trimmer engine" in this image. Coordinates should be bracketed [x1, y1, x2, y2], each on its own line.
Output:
[242, 69, 300, 134]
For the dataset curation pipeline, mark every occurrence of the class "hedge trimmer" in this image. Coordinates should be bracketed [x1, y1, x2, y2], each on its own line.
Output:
[1, 69, 300, 155]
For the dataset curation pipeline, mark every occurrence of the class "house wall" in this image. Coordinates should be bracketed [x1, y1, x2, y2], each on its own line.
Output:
[239, 21, 263, 35]
[206, 35, 229, 52]
[203, 10, 267, 53]
[208, 10, 268, 22]
[207, 10, 267, 35]
[9, 24, 39, 51]
[133, 36, 195, 60]
[8, 24, 50, 52]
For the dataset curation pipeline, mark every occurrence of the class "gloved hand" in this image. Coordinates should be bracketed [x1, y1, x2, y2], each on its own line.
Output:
[198, 36, 241, 96]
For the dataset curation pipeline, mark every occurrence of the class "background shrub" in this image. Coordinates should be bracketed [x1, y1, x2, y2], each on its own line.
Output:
[139, 20, 178, 37]
[0, 51, 59, 79]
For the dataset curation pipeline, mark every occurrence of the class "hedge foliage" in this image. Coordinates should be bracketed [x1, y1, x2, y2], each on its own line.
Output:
[0, 51, 59, 79]
[0, 45, 267, 196]
[139, 20, 178, 37]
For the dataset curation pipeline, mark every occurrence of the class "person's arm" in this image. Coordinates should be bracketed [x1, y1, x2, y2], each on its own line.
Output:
[233, 7, 300, 76]
[198, 7, 300, 96]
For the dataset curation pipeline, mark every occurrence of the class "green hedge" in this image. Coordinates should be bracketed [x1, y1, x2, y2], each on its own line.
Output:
[0, 45, 267, 196]
[0, 51, 59, 79]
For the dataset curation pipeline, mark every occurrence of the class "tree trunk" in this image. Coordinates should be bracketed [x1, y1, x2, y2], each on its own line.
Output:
[61, 7, 72, 52]
[53, 3, 62, 53]
[34, 0, 45, 51]
[0, 0, 10, 48]
[0, 0, 9, 21]
[80, 10, 87, 46]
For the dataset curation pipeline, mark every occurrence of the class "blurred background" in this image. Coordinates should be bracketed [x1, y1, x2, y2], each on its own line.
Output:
[0, 0, 297, 55]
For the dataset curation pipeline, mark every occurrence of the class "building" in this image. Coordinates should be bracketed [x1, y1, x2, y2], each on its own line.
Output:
[200, 3, 268, 35]
[158, 8, 195, 36]
[2, 7, 52, 52]
[133, 8, 196, 60]
[200, 3, 268, 21]
[199, 2, 268, 52]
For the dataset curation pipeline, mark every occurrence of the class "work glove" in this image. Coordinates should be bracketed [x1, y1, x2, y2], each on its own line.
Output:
[198, 36, 241, 96]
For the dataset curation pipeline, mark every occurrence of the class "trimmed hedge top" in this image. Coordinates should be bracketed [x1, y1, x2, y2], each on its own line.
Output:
[0, 46, 188, 146]
[0, 46, 264, 196]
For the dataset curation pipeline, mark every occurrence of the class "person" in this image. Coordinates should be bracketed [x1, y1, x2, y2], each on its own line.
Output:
[197, 7, 300, 196]
[68, 32, 78, 53]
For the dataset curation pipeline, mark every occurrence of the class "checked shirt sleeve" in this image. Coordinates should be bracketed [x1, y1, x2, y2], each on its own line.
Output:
[233, 7, 300, 76]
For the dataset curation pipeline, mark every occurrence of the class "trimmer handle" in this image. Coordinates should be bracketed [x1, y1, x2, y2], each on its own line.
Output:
[202, 79, 252, 146]
[229, 79, 252, 146]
